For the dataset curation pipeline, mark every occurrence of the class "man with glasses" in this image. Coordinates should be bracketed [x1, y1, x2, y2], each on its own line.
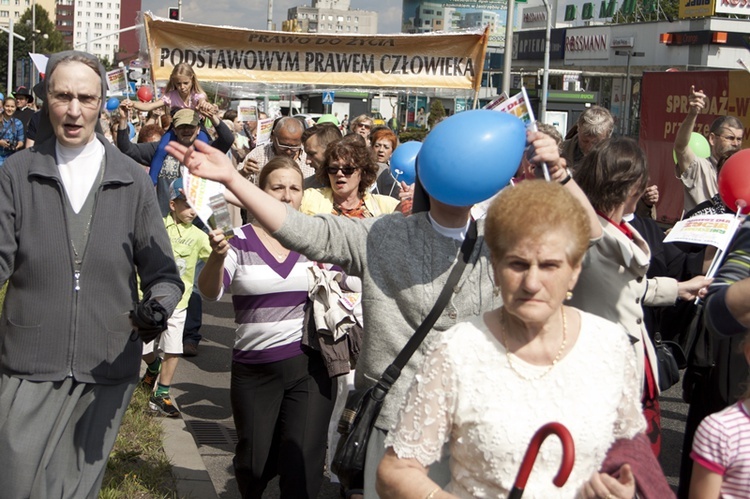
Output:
[675, 85, 744, 213]
[244, 116, 311, 183]
[0, 51, 182, 498]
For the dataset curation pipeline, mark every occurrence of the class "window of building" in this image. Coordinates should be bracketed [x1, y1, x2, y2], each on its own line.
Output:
[354, 16, 358, 22]
[95, 11, 102, 17]
[95, 1, 102, 7]
[328, 23, 332, 29]
[106, 13, 110, 18]
[424, 19, 431, 25]
[94, 43, 101, 48]
[336, 25, 342, 31]
[354, 26, 358, 32]
[76, 21, 81, 27]
[424, 9, 433, 14]
[437, 10, 442, 15]
[115, 13, 119, 19]
[86, 1, 90, 6]
[327, 15, 332, 21]
[94, 22, 101, 28]
[14, 0, 19, 5]
[337, 15, 343, 22]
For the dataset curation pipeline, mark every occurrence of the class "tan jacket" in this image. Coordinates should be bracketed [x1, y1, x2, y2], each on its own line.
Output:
[569, 216, 679, 394]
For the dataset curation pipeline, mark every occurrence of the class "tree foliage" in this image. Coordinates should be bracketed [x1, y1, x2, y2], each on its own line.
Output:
[427, 99, 446, 129]
[0, 6, 69, 94]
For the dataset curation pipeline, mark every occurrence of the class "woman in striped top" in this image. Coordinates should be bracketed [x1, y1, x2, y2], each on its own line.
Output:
[199, 156, 335, 499]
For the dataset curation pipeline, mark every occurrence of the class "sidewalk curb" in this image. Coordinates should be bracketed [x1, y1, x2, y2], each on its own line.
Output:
[161, 417, 219, 499]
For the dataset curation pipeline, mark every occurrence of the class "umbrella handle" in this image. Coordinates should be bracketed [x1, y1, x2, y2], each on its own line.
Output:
[508, 422, 575, 499]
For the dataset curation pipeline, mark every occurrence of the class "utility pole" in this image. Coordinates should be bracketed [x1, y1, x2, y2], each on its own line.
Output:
[502, 0, 515, 95]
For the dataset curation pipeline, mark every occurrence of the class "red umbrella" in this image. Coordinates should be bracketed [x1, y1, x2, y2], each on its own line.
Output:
[509, 422, 575, 499]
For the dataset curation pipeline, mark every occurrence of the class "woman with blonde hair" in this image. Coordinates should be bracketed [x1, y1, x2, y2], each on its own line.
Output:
[378, 180, 669, 498]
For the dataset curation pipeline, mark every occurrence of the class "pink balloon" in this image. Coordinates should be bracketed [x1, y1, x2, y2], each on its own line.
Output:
[718, 149, 750, 214]
[137, 86, 153, 103]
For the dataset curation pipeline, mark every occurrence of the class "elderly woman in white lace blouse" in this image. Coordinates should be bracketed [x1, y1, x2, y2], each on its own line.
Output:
[377, 180, 650, 499]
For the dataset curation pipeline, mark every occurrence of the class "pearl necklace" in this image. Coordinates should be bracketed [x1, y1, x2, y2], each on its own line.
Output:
[499, 307, 568, 381]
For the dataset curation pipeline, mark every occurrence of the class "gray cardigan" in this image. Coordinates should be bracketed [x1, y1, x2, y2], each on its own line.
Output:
[276, 208, 498, 430]
[0, 134, 183, 384]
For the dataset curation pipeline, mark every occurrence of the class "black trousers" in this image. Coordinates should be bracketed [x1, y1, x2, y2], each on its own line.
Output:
[231, 350, 335, 499]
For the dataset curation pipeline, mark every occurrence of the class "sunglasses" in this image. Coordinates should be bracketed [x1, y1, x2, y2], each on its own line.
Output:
[326, 166, 358, 176]
[356, 123, 372, 129]
[274, 137, 303, 151]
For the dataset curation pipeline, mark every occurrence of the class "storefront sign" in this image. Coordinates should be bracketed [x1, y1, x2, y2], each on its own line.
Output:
[513, 28, 566, 60]
[521, 6, 549, 29]
[564, 27, 609, 60]
[678, 0, 716, 18]
[611, 36, 635, 48]
[716, 0, 750, 15]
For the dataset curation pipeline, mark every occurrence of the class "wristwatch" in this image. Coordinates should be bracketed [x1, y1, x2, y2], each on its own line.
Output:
[560, 168, 573, 185]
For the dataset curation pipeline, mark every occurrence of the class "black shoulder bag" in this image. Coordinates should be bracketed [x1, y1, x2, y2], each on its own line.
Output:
[331, 220, 478, 493]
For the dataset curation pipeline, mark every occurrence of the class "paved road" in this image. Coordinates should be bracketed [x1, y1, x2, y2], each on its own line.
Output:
[171, 296, 690, 498]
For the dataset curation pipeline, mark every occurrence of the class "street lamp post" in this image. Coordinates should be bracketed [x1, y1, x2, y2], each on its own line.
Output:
[615, 50, 644, 136]
[539, 0, 552, 123]
[502, 0, 515, 95]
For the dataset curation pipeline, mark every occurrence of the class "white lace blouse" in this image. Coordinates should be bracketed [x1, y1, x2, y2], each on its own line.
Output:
[385, 309, 647, 498]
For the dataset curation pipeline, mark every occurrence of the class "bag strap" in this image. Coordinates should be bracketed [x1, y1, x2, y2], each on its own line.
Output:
[375, 219, 478, 395]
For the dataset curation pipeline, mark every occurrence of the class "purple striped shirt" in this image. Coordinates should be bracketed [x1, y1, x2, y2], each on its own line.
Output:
[223, 225, 313, 364]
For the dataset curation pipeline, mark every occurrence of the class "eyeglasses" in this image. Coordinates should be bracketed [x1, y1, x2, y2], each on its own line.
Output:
[274, 136, 303, 151]
[47, 91, 102, 110]
[356, 123, 372, 129]
[326, 166, 358, 176]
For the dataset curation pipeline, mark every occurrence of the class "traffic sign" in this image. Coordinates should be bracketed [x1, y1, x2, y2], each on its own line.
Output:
[322, 91, 335, 105]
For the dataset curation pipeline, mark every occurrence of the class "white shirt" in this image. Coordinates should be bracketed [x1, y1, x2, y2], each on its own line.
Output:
[56, 138, 105, 213]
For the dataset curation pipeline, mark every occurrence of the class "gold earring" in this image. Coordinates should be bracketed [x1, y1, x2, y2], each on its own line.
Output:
[566, 291, 573, 301]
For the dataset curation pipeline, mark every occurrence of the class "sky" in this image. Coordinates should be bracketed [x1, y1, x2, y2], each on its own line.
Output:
[140, 0, 405, 34]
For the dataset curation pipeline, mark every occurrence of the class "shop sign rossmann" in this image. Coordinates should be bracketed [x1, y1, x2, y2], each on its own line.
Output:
[564, 27, 609, 60]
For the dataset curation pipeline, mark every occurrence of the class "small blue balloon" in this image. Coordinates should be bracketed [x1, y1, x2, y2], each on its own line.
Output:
[418, 110, 527, 206]
[106, 97, 120, 112]
[0, 93, 4, 101]
[128, 122, 136, 140]
[390, 141, 421, 185]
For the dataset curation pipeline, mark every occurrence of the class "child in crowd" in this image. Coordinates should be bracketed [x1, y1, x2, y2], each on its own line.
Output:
[126, 63, 214, 114]
[689, 329, 750, 497]
[141, 177, 212, 417]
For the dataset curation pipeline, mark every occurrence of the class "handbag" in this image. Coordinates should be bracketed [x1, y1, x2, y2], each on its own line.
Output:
[331, 221, 478, 493]
[654, 332, 685, 392]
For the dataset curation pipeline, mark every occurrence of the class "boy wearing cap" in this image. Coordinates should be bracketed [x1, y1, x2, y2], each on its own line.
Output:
[141, 177, 212, 417]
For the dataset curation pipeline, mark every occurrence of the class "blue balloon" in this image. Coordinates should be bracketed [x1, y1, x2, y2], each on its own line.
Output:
[128, 122, 136, 140]
[418, 110, 527, 206]
[106, 97, 120, 112]
[390, 141, 421, 185]
[0, 93, 4, 101]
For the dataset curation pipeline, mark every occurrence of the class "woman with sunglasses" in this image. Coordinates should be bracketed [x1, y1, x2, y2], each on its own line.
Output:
[349, 114, 373, 140]
[301, 133, 400, 218]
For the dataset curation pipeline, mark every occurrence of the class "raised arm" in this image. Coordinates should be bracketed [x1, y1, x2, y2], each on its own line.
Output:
[674, 85, 706, 177]
[165, 140, 289, 232]
[526, 130, 603, 241]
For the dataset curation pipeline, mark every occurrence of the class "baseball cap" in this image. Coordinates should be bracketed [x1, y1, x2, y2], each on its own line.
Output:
[169, 177, 186, 201]
[172, 109, 201, 128]
[14, 86, 31, 98]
